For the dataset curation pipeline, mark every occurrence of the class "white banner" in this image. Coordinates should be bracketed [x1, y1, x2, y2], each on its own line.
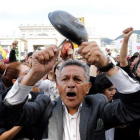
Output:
[114, 38, 124, 49]
[131, 42, 140, 53]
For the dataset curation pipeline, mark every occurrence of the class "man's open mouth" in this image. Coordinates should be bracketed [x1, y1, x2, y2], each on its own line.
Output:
[67, 92, 76, 97]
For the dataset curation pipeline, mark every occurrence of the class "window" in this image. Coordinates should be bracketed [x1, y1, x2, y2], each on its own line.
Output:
[44, 29, 50, 33]
[28, 29, 34, 33]
[21, 30, 27, 33]
[36, 29, 42, 33]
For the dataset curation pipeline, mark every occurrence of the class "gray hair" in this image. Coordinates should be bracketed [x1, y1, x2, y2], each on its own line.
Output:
[57, 60, 90, 82]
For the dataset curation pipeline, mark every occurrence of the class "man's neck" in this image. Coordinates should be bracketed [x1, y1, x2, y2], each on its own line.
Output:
[67, 107, 79, 115]
[62, 103, 82, 116]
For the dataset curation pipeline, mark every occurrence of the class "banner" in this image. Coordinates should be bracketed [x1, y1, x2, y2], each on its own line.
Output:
[131, 42, 140, 53]
[114, 38, 124, 49]
[0, 45, 7, 59]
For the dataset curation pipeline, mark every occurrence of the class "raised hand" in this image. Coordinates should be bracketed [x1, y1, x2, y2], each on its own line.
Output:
[123, 27, 133, 41]
[78, 41, 108, 68]
[21, 45, 59, 86]
[32, 45, 58, 77]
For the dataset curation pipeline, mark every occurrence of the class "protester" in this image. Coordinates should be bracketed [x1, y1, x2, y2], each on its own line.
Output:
[9, 40, 18, 63]
[0, 62, 30, 90]
[94, 73, 116, 140]
[120, 27, 140, 80]
[26, 52, 33, 66]
[115, 54, 120, 66]
[0, 61, 42, 140]
[94, 73, 116, 101]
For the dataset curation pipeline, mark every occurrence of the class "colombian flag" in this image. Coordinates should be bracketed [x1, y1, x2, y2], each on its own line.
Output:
[0, 45, 7, 59]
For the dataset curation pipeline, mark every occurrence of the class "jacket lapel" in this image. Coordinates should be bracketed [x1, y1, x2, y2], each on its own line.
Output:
[80, 100, 91, 140]
[53, 97, 63, 140]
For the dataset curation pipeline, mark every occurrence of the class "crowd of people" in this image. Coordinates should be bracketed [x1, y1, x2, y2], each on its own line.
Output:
[0, 27, 140, 140]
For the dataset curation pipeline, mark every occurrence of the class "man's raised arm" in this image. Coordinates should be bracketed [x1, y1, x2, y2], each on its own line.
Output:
[78, 40, 140, 129]
[78, 41, 140, 94]
[4, 45, 59, 105]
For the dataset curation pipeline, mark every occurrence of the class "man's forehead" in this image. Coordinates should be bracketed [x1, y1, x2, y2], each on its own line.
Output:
[61, 65, 84, 70]
[60, 65, 85, 76]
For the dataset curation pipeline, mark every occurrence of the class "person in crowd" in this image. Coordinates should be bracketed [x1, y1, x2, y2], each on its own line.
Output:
[0, 62, 30, 91]
[0, 61, 42, 140]
[94, 73, 116, 140]
[131, 52, 139, 62]
[26, 52, 33, 66]
[9, 40, 18, 63]
[0, 41, 140, 140]
[115, 54, 120, 66]
[120, 27, 140, 79]
[119, 27, 135, 77]
[112, 27, 140, 140]
[94, 73, 116, 102]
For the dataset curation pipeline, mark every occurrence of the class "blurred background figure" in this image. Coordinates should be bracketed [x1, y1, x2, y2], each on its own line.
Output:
[25, 52, 33, 66]
[9, 40, 18, 63]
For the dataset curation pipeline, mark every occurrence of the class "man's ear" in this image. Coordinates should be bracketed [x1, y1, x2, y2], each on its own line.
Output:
[86, 82, 92, 95]
[12, 79, 16, 84]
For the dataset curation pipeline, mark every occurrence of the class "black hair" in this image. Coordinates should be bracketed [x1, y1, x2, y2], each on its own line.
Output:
[94, 73, 113, 94]
[27, 52, 33, 58]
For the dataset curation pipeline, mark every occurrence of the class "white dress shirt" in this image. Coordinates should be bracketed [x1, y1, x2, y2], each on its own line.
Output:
[105, 127, 115, 140]
[62, 103, 82, 140]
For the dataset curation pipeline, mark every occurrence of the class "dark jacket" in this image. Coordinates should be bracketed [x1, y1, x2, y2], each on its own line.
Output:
[1, 88, 140, 140]
[9, 49, 17, 63]
[0, 75, 7, 95]
[0, 90, 43, 140]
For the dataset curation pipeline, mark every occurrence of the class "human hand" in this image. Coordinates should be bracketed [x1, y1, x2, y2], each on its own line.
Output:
[21, 45, 59, 86]
[105, 48, 111, 55]
[78, 41, 108, 68]
[12, 40, 18, 49]
[123, 27, 133, 41]
[31, 45, 58, 77]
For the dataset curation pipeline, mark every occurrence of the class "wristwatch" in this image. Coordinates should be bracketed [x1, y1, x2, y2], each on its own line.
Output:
[98, 61, 114, 72]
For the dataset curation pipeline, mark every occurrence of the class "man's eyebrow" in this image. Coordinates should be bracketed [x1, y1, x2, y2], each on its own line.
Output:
[73, 75, 84, 80]
[61, 75, 68, 78]
[61, 74, 83, 78]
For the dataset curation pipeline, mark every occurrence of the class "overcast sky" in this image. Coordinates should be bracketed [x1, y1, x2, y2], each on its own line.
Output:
[0, 0, 140, 39]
